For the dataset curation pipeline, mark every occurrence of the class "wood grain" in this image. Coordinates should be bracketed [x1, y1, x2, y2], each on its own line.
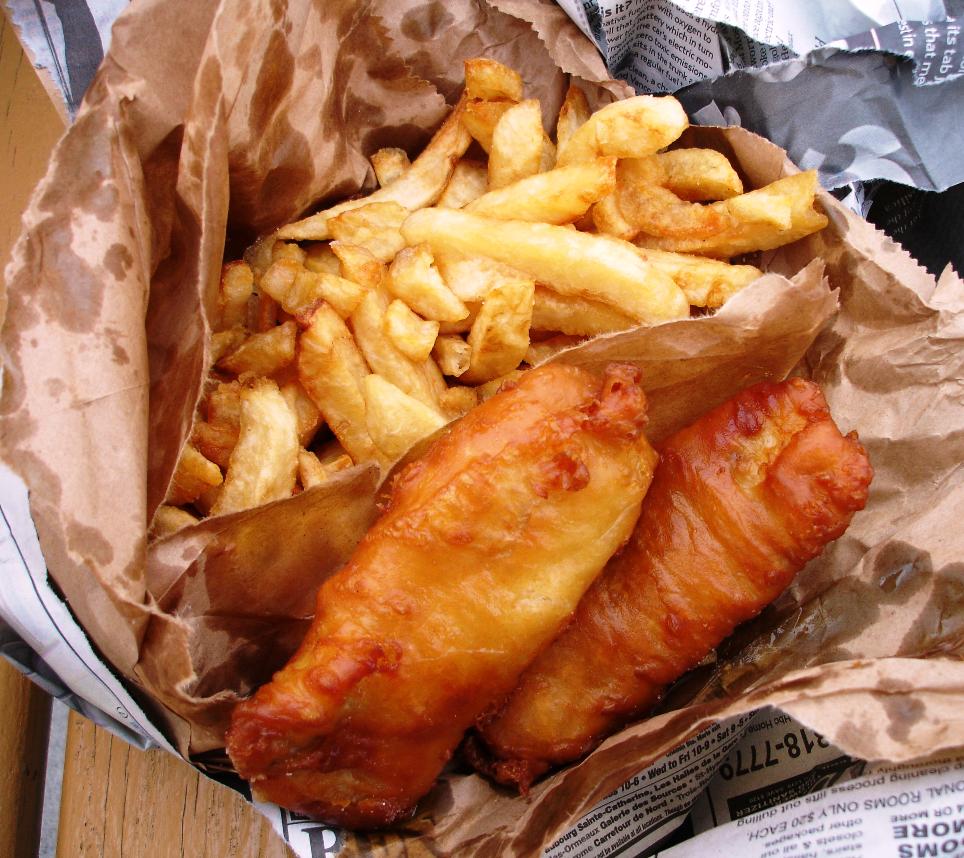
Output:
[58, 711, 294, 858]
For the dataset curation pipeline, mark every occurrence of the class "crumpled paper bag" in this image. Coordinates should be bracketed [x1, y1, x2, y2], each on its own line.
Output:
[1, 0, 961, 855]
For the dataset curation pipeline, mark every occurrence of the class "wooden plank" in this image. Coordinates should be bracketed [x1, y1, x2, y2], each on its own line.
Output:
[57, 711, 294, 857]
[0, 659, 52, 858]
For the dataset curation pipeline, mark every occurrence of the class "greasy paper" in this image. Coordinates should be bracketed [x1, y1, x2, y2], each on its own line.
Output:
[0, 1, 962, 856]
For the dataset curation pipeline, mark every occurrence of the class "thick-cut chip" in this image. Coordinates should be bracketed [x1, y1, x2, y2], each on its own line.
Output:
[370, 147, 411, 188]
[476, 369, 526, 401]
[434, 253, 517, 303]
[298, 303, 380, 465]
[330, 242, 385, 291]
[437, 160, 488, 209]
[243, 235, 278, 282]
[556, 95, 688, 166]
[432, 334, 471, 378]
[167, 444, 223, 507]
[218, 261, 254, 331]
[210, 327, 247, 365]
[462, 274, 534, 384]
[556, 84, 591, 151]
[298, 447, 353, 489]
[217, 320, 297, 376]
[192, 420, 238, 470]
[210, 379, 299, 516]
[464, 57, 524, 102]
[303, 243, 342, 276]
[637, 247, 762, 308]
[439, 385, 478, 418]
[250, 292, 280, 332]
[279, 378, 323, 448]
[488, 100, 546, 190]
[532, 286, 637, 336]
[272, 241, 307, 265]
[384, 299, 440, 363]
[260, 259, 365, 320]
[466, 158, 616, 224]
[655, 149, 744, 201]
[634, 171, 829, 257]
[525, 334, 585, 365]
[206, 380, 242, 426]
[151, 505, 200, 538]
[277, 97, 471, 240]
[386, 244, 469, 323]
[401, 208, 689, 324]
[327, 202, 409, 263]
[363, 374, 448, 461]
[462, 99, 514, 153]
[351, 286, 447, 410]
[591, 191, 637, 241]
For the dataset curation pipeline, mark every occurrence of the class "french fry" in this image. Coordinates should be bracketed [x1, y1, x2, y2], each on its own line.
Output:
[386, 244, 469, 322]
[384, 299, 440, 363]
[243, 235, 278, 282]
[277, 96, 471, 240]
[210, 379, 299, 516]
[328, 201, 409, 263]
[206, 380, 242, 427]
[556, 84, 591, 151]
[476, 369, 525, 401]
[279, 378, 324, 447]
[217, 261, 254, 331]
[633, 171, 829, 257]
[151, 505, 200, 538]
[432, 334, 471, 378]
[637, 247, 763, 308]
[298, 302, 381, 465]
[591, 191, 637, 241]
[371, 147, 411, 187]
[167, 444, 223, 507]
[272, 241, 307, 265]
[437, 304, 478, 334]
[525, 334, 585, 366]
[462, 274, 534, 384]
[464, 57, 524, 102]
[556, 95, 688, 166]
[655, 149, 744, 201]
[466, 158, 616, 224]
[351, 285, 447, 410]
[531, 286, 637, 336]
[437, 160, 488, 209]
[438, 385, 478, 419]
[297, 447, 353, 489]
[488, 99, 546, 190]
[330, 242, 385, 291]
[192, 420, 238, 470]
[210, 327, 247, 365]
[217, 320, 297, 376]
[250, 292, 280, 332]
[260, 258, 365, 320]
[401, 207, 689, 324]
[462, 98, 514, 153]
[434, 252, 514, 303]
[303, 242, 343, 275]
[363, 374, 447, 461]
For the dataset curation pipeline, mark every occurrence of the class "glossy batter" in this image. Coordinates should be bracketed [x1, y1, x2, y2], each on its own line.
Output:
[226, 363, 658, 828]
[468, 378, 873, 790]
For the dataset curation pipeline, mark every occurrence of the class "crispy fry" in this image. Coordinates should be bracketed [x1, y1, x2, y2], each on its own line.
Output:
[151, 505, 200, 538]
[462, 274, 534, 384]
[277, 96, 471, 240]
[386, 244, 469, 323]
[556, 84, 591, 150]
[298, 303, 380, 465]
[525, 334, 585, 365]
[591, 191, 637, 241]
[272, 241, 307, 265]
[330, 242, 385, 291]
[466, 158, 616, 224]
[434, 252, 515, 303]
[351, 285, 447, 410]
[370, 147, 411, 187]
[167, 444, 223, 507]
[432, 334, 471, 378]
[437, 159, 488, 209]
[401, 208, 689, 324]
[464, 57, 524, 102]
[462, 98, 514, 153]
[437, 304, 479, 334]
[328, 201, 409, 263]
[217, 320, 297, 376]
[260, 258, 365, 320]
[438, 385, 478, 418]
[279, 378, 323, 448]
[633, 171, 829, 256]
[655, 148, 744, 201]
[217, 261, 254, 331]
[243, 235, 278, 282]
[556, 95, 688, 166]
[531, 286, 637, 335]
[210, 327, 247, 365]
[192, 420, 238, 470]
[384, 299, 440, 363]
[488, 99, 546, 190]
[476, 368, 526, 401]
[297, 447, 353, 489]
[303, 242, 342, 275]
[637, 247, 762, 308]
[363, 374, 447, 461]
[210, 379, 299, 516]
[250, 292, 280, 332]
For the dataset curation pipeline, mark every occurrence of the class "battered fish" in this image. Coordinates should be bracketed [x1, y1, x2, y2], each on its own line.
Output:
[226, 363, 657, 828]
[468, 378, 873, 790]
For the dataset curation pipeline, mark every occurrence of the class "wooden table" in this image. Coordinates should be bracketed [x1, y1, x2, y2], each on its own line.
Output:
[0, 11, 293, 857]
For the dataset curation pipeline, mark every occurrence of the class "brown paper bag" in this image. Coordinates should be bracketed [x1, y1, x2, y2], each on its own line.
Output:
[1, 0, 962, 854]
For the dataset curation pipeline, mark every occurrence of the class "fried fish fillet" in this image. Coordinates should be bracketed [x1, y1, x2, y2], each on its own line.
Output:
[225, 363, 658, 828]
[468, 378, 873, 790]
